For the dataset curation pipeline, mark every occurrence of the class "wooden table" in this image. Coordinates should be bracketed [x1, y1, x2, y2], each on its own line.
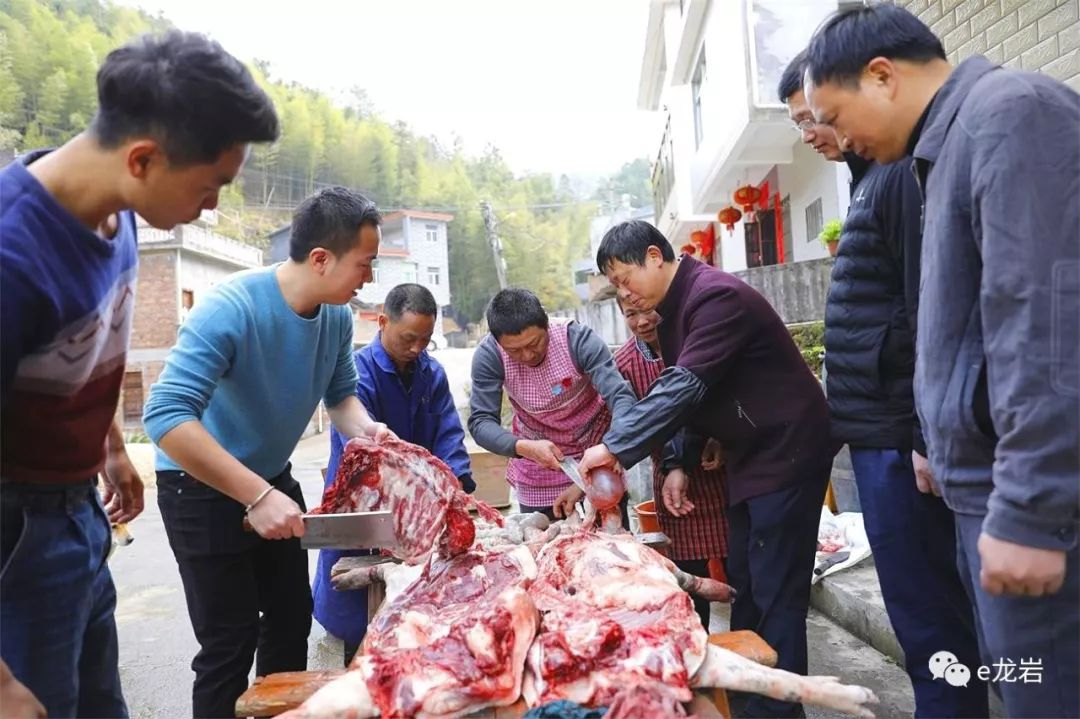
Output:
[235, 630, 776, 718]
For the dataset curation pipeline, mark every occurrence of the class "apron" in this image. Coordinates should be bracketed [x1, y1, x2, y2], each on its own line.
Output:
[498, 321, 610, 507]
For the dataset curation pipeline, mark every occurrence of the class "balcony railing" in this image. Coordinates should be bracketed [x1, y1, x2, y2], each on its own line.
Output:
[651, 114, 675, 215]
[139, 224, 262, 267]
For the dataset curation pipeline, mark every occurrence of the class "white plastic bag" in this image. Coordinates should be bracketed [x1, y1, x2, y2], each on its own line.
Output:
[811, 506, 872, 584]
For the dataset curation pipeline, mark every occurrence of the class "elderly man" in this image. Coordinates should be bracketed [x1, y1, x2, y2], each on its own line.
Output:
[314, 283, 473, 665]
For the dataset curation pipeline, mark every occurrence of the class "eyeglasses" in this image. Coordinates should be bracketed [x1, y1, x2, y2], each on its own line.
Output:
[792, 118, 817, 133]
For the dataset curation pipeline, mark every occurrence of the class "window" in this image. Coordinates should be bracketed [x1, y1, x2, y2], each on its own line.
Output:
[403, 264, 417, 284]
[371, 259, 380, 284]
[427, 266, 441, 286]
[122, 370, 143, 426]
[805, 198, 824, 244]
[691, 49, 707, 149]
[425, 224, 439, 243]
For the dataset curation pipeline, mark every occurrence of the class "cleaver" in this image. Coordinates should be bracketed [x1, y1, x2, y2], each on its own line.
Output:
[300, 511, 398, 550]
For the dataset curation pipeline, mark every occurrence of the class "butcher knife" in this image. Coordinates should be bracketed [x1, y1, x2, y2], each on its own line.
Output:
[557, 457, 588, 492]
[300, 511, 398, 550]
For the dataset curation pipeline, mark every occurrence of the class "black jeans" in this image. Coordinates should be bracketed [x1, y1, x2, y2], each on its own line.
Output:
[157, 466, 312, 719]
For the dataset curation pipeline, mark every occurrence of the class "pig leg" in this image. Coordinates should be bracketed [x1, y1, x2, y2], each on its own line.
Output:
[279, 665, 379, 719]
[331, 561, 394, 591]
[672, 568, 736, 602]
[691, 643, 878, 718]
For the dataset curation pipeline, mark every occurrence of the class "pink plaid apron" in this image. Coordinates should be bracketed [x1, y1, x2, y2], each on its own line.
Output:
[498, 321, 611, 507]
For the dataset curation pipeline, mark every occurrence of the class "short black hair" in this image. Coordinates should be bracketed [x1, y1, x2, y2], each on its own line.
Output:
[91, 30, 279, 165]
[289, 187, 382, 262]
[806, 5, 946, 88]
[384, 283, 437, 321]
[778, 50, 808, 104]
[486, 288, 549, 339]
[595, 220, 675, 273]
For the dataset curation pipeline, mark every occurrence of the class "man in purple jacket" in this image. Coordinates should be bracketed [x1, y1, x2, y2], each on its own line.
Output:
[580, 220, 833, 718]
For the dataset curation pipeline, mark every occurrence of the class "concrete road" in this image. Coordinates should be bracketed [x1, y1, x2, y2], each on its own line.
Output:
[112, 433, 341, 719]
[112, 432, 914, 718]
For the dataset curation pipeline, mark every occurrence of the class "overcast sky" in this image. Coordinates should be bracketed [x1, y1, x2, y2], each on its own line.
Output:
[116, 0, 663, 178]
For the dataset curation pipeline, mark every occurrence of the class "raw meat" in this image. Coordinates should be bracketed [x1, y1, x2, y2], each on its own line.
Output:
[522, 532, 878, 718]
[287, 545, 540, 719]
[315, 437, 502, 564]
[523, 532, 710, 708]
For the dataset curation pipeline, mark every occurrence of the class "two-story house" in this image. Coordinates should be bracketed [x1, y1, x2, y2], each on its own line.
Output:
[268, 209, 454, 345]
[639, 0, 863, 322]
[119, 211, 263, 430]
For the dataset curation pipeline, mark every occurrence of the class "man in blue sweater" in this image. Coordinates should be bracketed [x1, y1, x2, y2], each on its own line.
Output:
[143, 187, 394, 718]
[0, 31, 278, 718]
[313, 282, 474, 665]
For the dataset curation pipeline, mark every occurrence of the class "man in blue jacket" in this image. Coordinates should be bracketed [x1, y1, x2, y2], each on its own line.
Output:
[806, 6, 1079, 717]
[313, 283, 473, 665]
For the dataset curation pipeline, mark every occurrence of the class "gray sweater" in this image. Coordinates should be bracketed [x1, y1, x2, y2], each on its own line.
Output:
[467, 322, 636, 457]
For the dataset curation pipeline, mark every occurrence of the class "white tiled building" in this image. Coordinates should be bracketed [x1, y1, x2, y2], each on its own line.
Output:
[639, 0, 858, 274]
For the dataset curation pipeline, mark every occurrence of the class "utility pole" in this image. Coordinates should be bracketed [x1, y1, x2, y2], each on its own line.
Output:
[481, 200, 508, 290]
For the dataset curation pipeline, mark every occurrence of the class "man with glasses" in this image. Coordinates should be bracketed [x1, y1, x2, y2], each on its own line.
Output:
[779, 51, 986, 718]
[804, 6, 1078, 716]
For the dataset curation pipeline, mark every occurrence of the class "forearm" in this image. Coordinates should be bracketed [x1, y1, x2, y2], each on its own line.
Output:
[157, 420, 271, 506]
[603, 366, 706, 468]
[470, 416, 519, 457]
[326, 395, 376, 439]
[106, 418, 127, 457]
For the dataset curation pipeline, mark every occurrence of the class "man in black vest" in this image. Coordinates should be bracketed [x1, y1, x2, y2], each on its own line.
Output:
[779, 52, 986, 718]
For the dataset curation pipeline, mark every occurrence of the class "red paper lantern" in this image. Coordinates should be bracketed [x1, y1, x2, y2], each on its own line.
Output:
[690, 229, 707, 246]
[732, 184, 764, 213]
[717, 206, 742, 234]
[679, 243, 697, 256]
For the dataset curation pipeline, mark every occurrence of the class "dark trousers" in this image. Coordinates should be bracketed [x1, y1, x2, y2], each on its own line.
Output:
[158, 467, 313, 719]
[674, 558, 713, 631]
[955, 511, 1079, 718]
[726, 471, 829, 718]
[850, 448, 988, 718]
[0, 481, 127, 719]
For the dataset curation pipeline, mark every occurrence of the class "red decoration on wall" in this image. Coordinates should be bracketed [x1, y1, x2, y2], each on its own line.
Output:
[774, 192, 785, 265]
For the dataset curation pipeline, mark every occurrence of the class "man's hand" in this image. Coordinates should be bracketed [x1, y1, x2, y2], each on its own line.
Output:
[246, 488, 305, 540]
[662, 468, 695, 517]
[578, 443, 617, 477]
[364, 422, 397, 443]
[516, 439, 564, 471]
[101, 445, 145, 525]
[552, 485, 585, 519]
[0, 660, 45, 719]
[978, 532, 1066, 596]
[701, 439, 725, 471]
[912, 451, 940, 496]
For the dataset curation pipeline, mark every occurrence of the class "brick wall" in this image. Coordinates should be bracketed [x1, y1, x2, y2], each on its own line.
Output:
[132, 251, 179, 349]
[901, 0, 1080, 92]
